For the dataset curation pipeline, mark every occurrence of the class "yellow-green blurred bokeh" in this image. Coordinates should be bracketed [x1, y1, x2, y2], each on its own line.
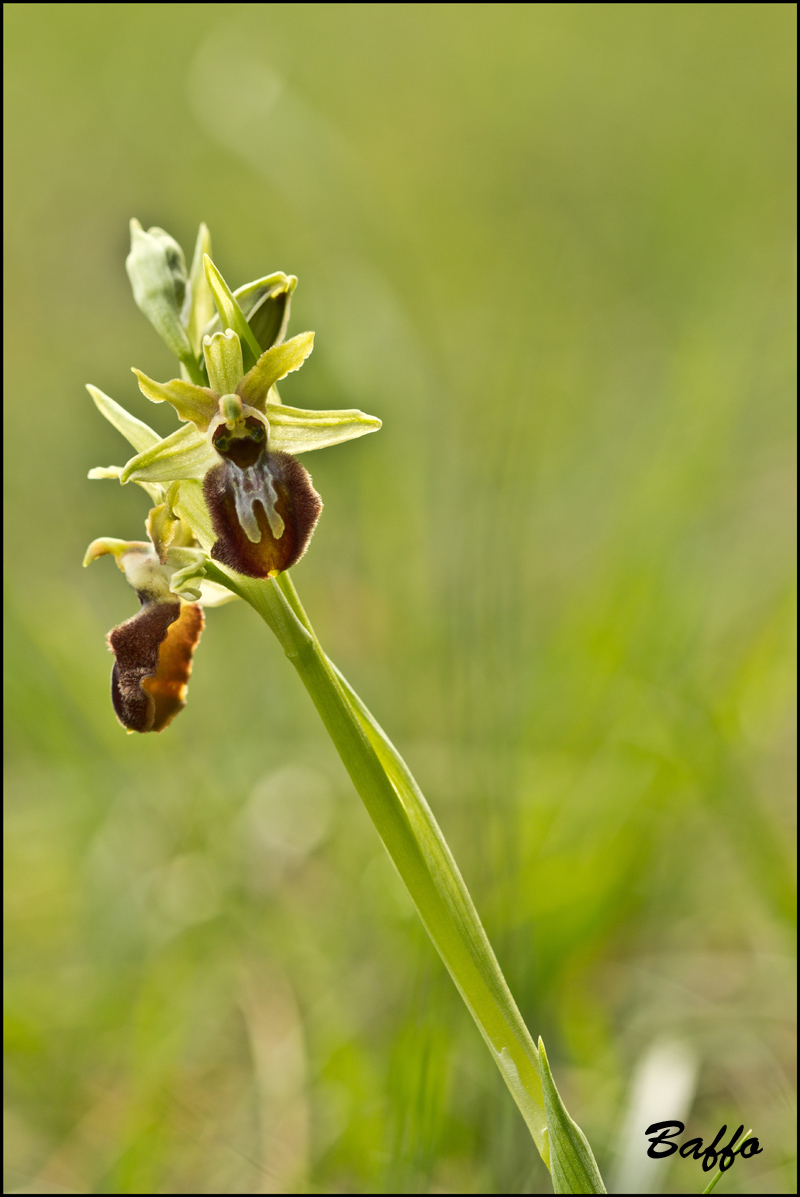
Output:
[4, 4, 795, 1193]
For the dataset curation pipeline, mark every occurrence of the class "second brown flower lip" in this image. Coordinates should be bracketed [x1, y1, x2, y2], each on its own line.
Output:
[109, 599, 205, 733]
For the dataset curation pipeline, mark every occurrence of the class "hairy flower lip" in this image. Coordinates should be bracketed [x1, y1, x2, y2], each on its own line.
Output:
[86, 539, 211, 733]
[119, 322, 373, 579]
[204, 451, 322, 578]
[109, 599, 204, 733]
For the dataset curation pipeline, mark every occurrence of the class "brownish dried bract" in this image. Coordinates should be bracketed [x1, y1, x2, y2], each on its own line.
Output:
[204, 451, 322, 578]
[108, 601, 204, 733]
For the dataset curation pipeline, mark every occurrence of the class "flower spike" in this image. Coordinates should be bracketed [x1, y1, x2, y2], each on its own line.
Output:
[86, 223, 381, 729]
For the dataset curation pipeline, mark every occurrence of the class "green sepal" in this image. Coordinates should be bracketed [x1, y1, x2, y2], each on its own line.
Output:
[87, 384, 160, 453]
[87, 464, 163, 504]
[120, 400, 381, 486]
[203, 329, 244, 396]
[538, 1039, 607, 1194]
[121, 425, 216, 485]
[203, 272, 297, 354]
[126, 221, 204, 384]
[184, 223, 214, 359]
[265, 402, 381, 454]
[132, 368, 218, 430]
[203, 254, 263, 370]
[237, 332, 315, 410]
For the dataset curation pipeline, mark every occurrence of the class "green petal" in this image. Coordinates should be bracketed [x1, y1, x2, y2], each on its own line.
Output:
[203, 272, 297, 353]
[121, 425, 216, 485]
[132, 368, 218, 430]
[203, 254, 262, 368]
[237, 333, 315, 411]
[87, 384, 161, 453]
[202, 329, 244, 396]
[266, 402, 381, 454]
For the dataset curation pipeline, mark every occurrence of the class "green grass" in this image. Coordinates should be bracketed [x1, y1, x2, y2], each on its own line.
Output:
[4, 4, 796, 1193]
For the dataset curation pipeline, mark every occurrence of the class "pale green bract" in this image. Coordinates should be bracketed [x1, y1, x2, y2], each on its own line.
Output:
[203, 253, 264, 370]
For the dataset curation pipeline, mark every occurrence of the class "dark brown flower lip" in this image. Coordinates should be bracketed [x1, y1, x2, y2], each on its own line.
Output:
[108, 600, 204, 733]
[203, 451, 322, 579]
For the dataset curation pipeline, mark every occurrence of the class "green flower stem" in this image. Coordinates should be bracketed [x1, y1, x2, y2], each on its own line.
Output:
[206, 562, 560, 1168]
[260, 572, 549, 1143]
[183, 481, 605, 1191]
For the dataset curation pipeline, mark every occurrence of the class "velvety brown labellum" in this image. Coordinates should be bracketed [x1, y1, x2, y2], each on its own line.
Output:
[204, 451, 322, 578]
[108, 601, 204, 733]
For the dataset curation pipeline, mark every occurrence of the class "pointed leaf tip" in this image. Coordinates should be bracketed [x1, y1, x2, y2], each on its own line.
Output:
[87, 384, 162, 454]
[203, 254, 263, 368]
[538, 1039, 606, 1195]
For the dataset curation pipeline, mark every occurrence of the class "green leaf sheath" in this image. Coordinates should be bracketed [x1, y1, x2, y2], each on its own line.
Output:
[538, 1039, 606, 1194]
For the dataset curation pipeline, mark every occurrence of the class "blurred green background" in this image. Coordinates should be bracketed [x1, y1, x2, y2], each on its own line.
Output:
[4, 4, 796, 1193]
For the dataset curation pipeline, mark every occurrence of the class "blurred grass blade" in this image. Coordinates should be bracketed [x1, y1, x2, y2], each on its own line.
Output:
[538, 1038, 607, 1194]
[701, 1130, 753, 1194]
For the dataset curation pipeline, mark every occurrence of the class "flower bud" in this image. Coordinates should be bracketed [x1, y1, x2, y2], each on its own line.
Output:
[126, 220, 200, 381]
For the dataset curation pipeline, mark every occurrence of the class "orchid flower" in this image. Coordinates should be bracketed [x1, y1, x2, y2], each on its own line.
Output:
[85, 222, 380, 731]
